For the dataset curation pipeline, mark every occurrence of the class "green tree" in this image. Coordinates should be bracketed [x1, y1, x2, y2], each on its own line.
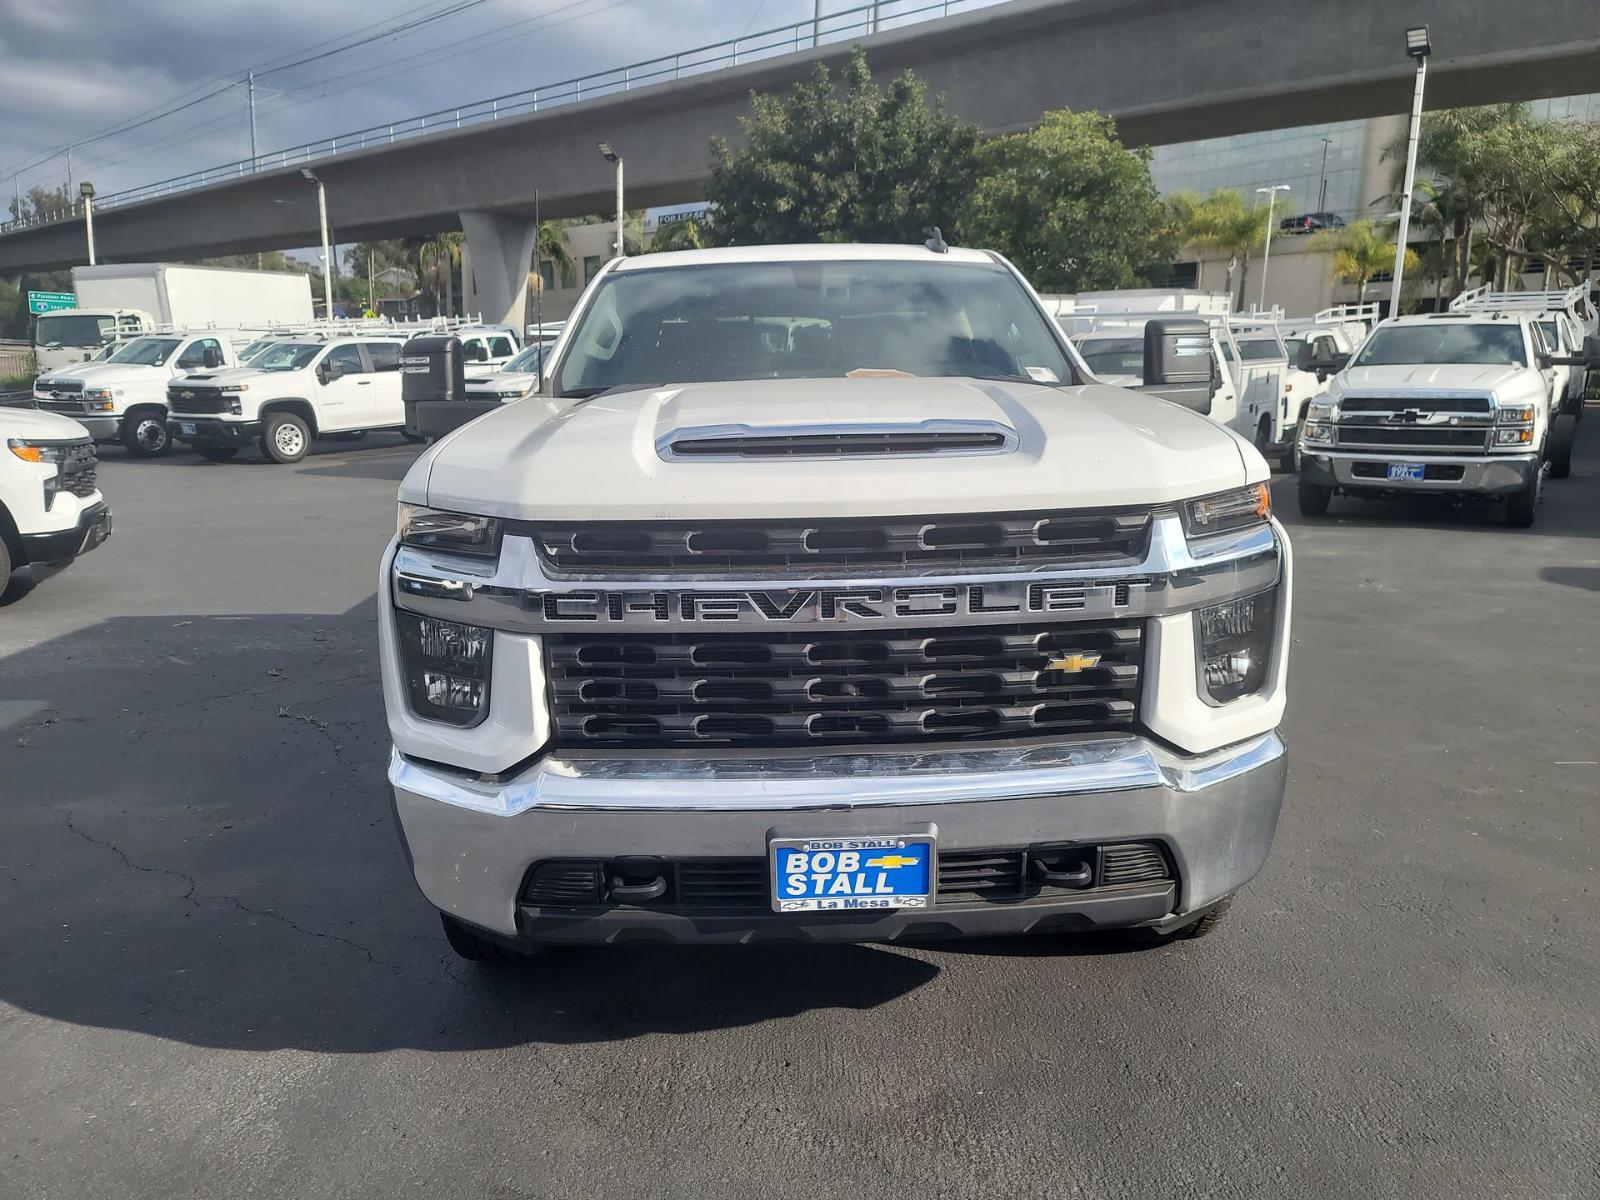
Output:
[1315, 220, 1419, 301]
[8, 182, 74, 224]
[706, 48, 979, 245]
[960, 110, 1170, 293]
[1178, 189, 1281, 310]
[649, 217, 707, 253]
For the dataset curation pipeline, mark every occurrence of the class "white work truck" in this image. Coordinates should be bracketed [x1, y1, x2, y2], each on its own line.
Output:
[1298, 311, 1600, 526]
[33, 332, 240, 457]
[1449, 286, 1597, 418]
[32, 263, 314, 374]
[379, 243, 1293, 963]
[165, 335, 412, 463]
[0, 407, 112, 594]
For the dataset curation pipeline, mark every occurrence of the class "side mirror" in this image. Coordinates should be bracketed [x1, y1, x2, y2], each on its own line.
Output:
[321, 360, 344, 382]
[202, 346, 223, 369]
[1537, 352, 1554, 371]
[1142, 317, 1215, 415]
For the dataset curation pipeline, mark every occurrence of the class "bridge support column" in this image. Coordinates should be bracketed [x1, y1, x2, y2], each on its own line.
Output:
[459, 210, 537, 332]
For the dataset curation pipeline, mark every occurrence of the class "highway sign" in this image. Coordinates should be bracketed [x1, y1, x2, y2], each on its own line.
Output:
[27, 291, 76, 315]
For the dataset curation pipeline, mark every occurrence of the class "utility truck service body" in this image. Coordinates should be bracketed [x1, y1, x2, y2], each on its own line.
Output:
[378, 245, 1293, 962]
[32, 264, 314, 373]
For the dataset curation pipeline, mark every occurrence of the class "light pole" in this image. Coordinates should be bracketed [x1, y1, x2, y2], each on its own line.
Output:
[301, 168, 334, 317]
[1391, 26, 1431, 315]
[1317, 135, 1333, 212]
[1255, 184, 1290, 311]
[598, 142, 624, 258]
[80, 182, 96, 266]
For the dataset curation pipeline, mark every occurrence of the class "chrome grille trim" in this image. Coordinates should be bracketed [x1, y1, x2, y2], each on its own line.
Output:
[391, 517, 1282, 634]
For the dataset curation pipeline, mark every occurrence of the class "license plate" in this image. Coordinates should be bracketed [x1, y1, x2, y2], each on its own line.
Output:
[180, 422, 196, 436]
[1387, 462, 1425, 481]
[770, 835, 935, 913]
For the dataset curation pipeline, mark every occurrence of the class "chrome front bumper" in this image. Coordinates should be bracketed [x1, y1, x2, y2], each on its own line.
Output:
[1300, 450, 1538, 494]
[389, 730, 1287, 943]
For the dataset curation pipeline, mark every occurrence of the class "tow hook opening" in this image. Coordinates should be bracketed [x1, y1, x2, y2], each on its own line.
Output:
[608, 856, 669, 902]
[1028, 845, 1096, 889]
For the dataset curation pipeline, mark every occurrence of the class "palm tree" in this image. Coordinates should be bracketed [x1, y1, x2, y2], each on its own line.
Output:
[1316, 221, 1420, 308]
[1180, 189, 1276, 311]
[649, 217, 706, 253]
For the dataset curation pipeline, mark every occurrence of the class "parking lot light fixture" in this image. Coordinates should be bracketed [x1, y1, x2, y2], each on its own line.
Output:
[79, 181, 96, 265]
[1255, 184, 1290, 311]
[1392, 27, 1431, 313]
[598, 143, 624, 258]
[301, 168, 334, 318]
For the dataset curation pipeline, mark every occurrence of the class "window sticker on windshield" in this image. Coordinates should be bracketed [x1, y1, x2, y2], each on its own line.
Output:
[1024, 366, 1060, 383]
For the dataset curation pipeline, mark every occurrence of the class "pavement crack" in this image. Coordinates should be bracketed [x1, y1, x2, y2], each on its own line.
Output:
[276, 707, 365, 777]
[216, 894, 398, 969]
[61, 811, 199, 908]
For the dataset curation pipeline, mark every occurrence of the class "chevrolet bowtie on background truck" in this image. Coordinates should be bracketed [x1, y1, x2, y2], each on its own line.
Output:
[34, 332, 240, 457]
[0, 406, 112, 595]
[1298, 310, 1600, 527]
[379, 243, 1293, 962]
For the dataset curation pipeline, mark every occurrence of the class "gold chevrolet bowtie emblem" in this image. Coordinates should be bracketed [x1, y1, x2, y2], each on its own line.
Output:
[1045, 653, 1102, 673]
[865, 854, 920, 869]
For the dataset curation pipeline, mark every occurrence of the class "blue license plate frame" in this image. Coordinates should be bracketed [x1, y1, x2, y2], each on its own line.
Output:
[1387, 462, 1426, 481]
[769, 835, 937, 914]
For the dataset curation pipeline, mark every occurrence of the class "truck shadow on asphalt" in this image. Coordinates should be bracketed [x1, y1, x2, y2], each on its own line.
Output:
[0, 599, 960, 1053]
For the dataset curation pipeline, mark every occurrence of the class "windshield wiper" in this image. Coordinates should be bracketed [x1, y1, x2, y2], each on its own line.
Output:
[561, 383, 663, 401]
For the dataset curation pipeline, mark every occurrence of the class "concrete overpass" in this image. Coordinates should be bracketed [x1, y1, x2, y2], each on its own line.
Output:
[3, 0, 1597, 328]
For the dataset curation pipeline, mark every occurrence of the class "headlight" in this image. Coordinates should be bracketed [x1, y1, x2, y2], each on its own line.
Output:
[397, 504, 502, 557]
[1302, 421, 1334, 445]
[7, 439, 71, 465]
[496, 388, 531, 400]
[84, 387, 116, 403]
[396, 612, 492, 727]
[1305, 401, 1335, 420]
[1182, 483, 1271, 538]
[1195, 589, 1278, 703]
[219, 384, 249, 393]
[1495, 405, 1534, 425]
[1494, 427, 1534, 446]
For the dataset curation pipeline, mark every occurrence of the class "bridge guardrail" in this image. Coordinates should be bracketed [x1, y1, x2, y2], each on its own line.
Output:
[1, 0, 982, 234]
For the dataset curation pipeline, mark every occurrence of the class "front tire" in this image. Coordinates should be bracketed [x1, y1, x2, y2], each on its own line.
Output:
[260, 412, 311, 464]
[1505, 470, 1540, 528]
[440, 913, 537, 965]
[0, 537, 11, 596]
[1298, 478, 1332, 516]
[121, 409, 171, 458]
[1546, 413, 1577, 480]
[194, 445, 239, 462]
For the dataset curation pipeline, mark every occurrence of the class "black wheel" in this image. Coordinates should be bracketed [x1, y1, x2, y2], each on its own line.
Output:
[121, 409, 171, 458]
[1121, 898, 1233, 949]
[1298, 478, 1332, 516]
[1546, 413, 1577, 480]
[1505, 470, 1540, 528]
[194, 445, 239, 462]
[440, 912, 536, 964]
[401, 431, 428, 445]
[1254, 417, 1275, 468]
[329, 430, 368, 442]
[260, 412, 311, 464]
[0, 537, 11, 596]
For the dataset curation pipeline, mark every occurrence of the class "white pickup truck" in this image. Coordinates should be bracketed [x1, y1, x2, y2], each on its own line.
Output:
[1298, 311, 1599, 526]
[33, 332, 239, 457]
[165, 335, 412, 463]
[379, 243, 1293, 963]
[0, 407, 112, 594]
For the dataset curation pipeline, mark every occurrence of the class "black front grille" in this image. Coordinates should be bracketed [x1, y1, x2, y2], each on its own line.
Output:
[61, 442, 98, 498]
[520, 843, 1173, 910]
[547, 619, 1142, 749]
[668, 430, 1009, 458]
[36, 399, 94, 417]
[38, 379, 83, 397]
[1337, 425, 1490, 451]
[524, 509, 1154, 577]
[167, 386, 230, 414]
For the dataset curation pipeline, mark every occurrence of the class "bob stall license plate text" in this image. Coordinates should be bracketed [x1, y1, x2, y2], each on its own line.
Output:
[1387, 462, 1426, 481]
[770, 836, 935, 913]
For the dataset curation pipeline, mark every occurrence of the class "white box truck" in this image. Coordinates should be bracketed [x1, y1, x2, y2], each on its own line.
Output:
[32, 264, 315, 372]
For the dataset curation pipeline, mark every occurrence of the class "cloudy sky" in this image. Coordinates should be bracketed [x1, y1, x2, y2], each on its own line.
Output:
[0, 0, 995, 204]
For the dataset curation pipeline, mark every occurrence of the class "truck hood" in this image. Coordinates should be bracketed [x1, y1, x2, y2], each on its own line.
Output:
[1338, 363, 1530, 396]
[411, 377, 1255, 521]
[1, 406, 93, 441]
[38, 362, 167, 387]
[178, 367, 258, 386]
[464, 371, 540, 395]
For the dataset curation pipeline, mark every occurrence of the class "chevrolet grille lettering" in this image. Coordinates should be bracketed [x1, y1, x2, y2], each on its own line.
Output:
[1045, 653, 1102, 673]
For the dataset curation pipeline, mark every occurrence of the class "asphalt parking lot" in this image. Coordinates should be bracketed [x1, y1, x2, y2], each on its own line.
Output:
[2, 428, 1597, 1200]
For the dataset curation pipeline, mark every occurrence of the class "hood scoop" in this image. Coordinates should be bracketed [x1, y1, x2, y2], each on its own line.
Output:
[659, 419, 1018, 461]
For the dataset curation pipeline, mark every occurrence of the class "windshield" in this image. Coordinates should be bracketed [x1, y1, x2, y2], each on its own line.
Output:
[253, 342, 323, 371]
[1352, 322, 1528, 368]
[503, 344, 544, 373]
[1236, 339, 1286, 362]
[240, 339, 282, 364]
[106, 337, 181, 366]
[36, 313, 116, 348]
[554, 259, 1075, 397]
[1076, 337, 1143, 377]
